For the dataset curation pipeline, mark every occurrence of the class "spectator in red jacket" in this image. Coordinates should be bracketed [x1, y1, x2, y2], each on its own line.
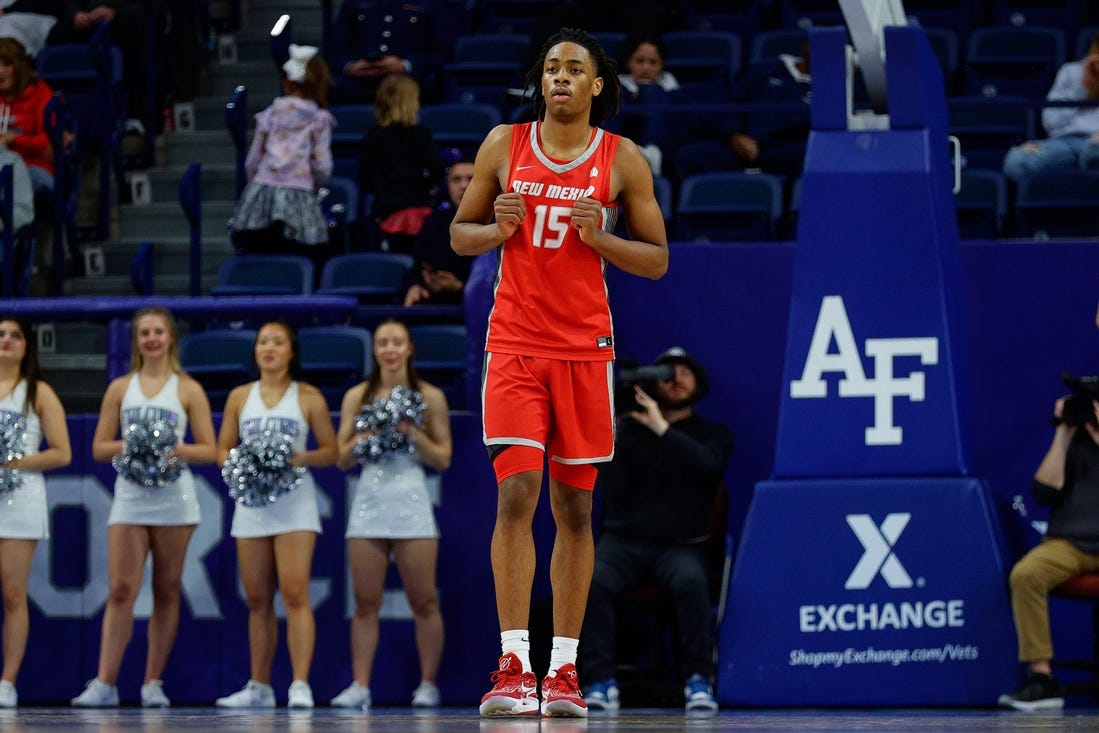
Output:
[0, 34, 59, 196]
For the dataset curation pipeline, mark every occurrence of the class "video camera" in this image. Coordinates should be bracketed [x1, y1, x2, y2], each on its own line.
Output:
[1056, 373, 1099, 428]
[614, 358, 674, 414]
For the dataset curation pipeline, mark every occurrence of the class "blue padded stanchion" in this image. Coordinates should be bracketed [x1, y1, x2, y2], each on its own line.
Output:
[719, 22, 1016, 705]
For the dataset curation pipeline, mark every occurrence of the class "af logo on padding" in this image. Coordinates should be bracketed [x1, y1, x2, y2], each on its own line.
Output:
[790, 295, 938, 446]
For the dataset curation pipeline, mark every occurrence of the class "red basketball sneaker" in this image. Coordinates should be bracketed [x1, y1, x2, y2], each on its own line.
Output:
[479, 652, 539, 716]
[541, 664, 588, 717]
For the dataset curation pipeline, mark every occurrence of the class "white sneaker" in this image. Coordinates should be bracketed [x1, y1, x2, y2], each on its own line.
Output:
[0, 680, 16, 708]
[215, 680, 275, 708]
[140, 679, 170, 708]
[330, 681, 371, 709]
[71, 678, 119, 707]
[411, 681, 440, 707]
[287, 680, 314, 709]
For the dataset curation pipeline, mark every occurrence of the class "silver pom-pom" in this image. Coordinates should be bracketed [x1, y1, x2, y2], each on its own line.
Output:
[353, 385, 426, 464]
[112, 418, 184, 488]
[0, 411, 26, 494]
[222, 430, 306, 507]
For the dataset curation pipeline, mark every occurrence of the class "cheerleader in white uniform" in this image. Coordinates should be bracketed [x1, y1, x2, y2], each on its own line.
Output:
[0, 316, 71, 708]
[330, 319, 452, 710]
[72, 308, 217, 709]
[216, 321, 336, 710]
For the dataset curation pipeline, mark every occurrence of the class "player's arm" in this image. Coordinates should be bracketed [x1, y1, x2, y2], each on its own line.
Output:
[450, 125, 521, 256]
[571, 137, 668, 279]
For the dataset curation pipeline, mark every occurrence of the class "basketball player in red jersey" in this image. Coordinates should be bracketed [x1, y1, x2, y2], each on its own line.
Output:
[451, 27, 668, 718]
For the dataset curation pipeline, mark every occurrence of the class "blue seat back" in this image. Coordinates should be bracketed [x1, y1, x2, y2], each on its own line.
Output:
[317, 252, 414, 302]
[1015, 169, 1099, 238]
[965, 26, 1065, 98]
[179, 329, 258, 411]
[955, 169, 1007, 238]
[212, 255, 314, 295]
[298, 325, 372, 407]
[948, 96, 1035, 170]
[419, 103, 501, 148]
[663, 31, 741, 101]
[676, 172, 784, 242]
[409, 323, 468, 407]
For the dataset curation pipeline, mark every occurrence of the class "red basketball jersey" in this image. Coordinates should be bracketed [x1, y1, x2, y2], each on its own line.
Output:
[484, 121, 622, 361]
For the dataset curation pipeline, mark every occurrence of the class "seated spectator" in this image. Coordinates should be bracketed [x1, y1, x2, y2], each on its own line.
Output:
[326, 0, 446, 105]
[998, 394, 1099, 712]
[1002, 32, 1099, 185]
[0, 13, 62, 197]
[610, 32, 680, 176]
[581, 348, 733, 713]
[403, 158, 474, 306]
[674, 43, 811, 181]
[358, 74, 445, 254]
[47, 0, 149, 134]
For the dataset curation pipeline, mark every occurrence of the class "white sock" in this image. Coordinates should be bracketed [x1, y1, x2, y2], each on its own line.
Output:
[548, 636, 579, 677]
[501, 629, 531, 672]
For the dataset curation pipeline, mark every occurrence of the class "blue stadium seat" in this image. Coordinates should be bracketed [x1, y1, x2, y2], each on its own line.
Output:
[948, 96, 1035, 170]
[924, 27, 959, 92]
[179, 329, 257, 411]
[905, 0, 979, 50]
[955, 169, 1007, 238]
[418, 103, 501, 149]
[1014, 169, 1099, 238]
[992, 0, 1081, 35]
[686, 0, 765, 38]
[316, 252, 414, 302]
[36, 28, 125, 242]
[211, 255, 314, 296]
[614, 175, 673, 238]
[318, 176, 360, 251]
[477, 0, 543, 34]
[750, 30, 807, 66]
[663, 31, 741, 101]
[409, 323, 467, 408]
[298, 325, 372, 408]
[675, 172, 785, 242]
[1076, 26, 1099, 59]
[654, 175, 673, 222]
[964, 26, 1066, 98]
[443, 33, 531, 112]
[330, 104, 374, 180]
[592, 32, 625, 65]
[777, 0, 846, 28]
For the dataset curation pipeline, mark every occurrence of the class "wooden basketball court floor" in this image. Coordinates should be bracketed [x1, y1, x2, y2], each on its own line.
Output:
[3, 707, 1099, 732]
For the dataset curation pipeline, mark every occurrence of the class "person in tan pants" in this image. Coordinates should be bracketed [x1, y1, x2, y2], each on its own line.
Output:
[999, 394, 1099, 711]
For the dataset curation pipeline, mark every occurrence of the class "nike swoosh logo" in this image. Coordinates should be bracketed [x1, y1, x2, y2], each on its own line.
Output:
[516, 165, 536, 171]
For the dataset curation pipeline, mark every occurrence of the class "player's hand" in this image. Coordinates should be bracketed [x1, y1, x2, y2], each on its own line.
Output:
[494, 192, 525, 240]
[571, 197, 604, 246]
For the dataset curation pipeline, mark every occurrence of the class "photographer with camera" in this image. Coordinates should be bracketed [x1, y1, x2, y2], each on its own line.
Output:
[580, 347, 733, 712]
[999, 376, 1099, 711]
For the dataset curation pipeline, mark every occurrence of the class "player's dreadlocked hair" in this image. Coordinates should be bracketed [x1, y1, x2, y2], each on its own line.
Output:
[523, 27, 620, 127]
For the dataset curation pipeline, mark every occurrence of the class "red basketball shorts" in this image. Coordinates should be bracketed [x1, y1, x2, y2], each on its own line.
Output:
[482, 352, 615, 490]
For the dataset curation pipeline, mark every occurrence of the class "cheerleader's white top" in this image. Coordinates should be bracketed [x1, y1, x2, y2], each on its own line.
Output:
[108, 372, 200, 526]
[229, 381, 321, 538]
[0, 380, 48, 539]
